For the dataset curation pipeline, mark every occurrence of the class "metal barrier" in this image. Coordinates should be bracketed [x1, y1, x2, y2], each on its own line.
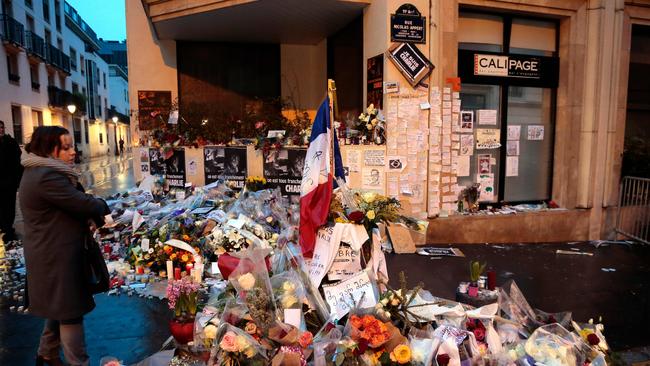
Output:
[616, 176, 650, 244]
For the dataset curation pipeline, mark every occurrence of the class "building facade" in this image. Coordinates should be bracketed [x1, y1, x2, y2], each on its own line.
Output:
[126, 0, 650, 243]
[99, 39, 130, 153]
[0, 0, 129, 158]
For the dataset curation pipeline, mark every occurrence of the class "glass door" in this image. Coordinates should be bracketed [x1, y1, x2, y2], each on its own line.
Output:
[459, 84, 501, 203]
[504, 87, 554, 201]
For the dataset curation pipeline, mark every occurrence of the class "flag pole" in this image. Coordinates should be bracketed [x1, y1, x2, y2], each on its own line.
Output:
[327, 79, 337, 177]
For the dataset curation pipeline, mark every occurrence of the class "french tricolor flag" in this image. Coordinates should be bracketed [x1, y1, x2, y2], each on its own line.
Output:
[299, 97, 345, 258]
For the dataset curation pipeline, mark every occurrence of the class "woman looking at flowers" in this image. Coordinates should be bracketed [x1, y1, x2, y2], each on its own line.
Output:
[20, 126, 109, 366]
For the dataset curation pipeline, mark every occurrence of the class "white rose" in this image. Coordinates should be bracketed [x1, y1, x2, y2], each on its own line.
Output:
[204, 324, 218, 339]
[362, 192, 377, 203]
[237, 273, 256, 291]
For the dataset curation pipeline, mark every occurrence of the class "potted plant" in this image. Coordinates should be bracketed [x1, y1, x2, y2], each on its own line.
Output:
[468, 261, 486, 297]
[166, 276, 201, 344]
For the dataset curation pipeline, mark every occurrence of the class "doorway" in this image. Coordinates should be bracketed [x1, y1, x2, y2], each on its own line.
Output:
[622, 25, 650, 178]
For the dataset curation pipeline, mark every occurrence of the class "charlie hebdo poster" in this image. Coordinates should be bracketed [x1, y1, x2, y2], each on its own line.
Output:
[263, 148, 306, 195]
[204, 147, 248, 188]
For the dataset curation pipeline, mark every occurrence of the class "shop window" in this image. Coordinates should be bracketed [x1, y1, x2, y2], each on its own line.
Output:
[99, 132, 103, 144]
[458, 10, 558, 204]
[25, 0, 32, 9]
[11, 105, 23, 144]
[458, 12, 503, 51]
[510, 18, 556, 56]
[72, 82, 78, 94]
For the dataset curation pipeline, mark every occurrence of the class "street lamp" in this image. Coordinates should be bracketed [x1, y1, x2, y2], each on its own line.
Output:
[67, 104, 77, 115]
[112, 116, 118, 123]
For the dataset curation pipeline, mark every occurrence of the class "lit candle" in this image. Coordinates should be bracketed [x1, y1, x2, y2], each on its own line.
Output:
[174, 267, 181, 280]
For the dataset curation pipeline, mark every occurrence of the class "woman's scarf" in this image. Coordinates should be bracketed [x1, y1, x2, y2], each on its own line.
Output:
[21, 153, 80, 186]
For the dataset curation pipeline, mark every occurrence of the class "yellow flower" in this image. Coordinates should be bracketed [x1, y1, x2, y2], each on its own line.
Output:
[390, 344, 411, 364]
[243, 345, 256, 358]
[235, 335, 249, 351]
[181, 253, 190, 262]
[334, 217, 349, 223]
[366, 210, 376, 220]
[204, 324, 217, 339]
[182, 234, 190, 242]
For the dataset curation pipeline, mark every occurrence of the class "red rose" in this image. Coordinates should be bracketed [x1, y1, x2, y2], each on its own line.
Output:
[348, 211, 364, 224]
[436, 353, 450, 366]
[473, 328, 485, 342]
[587, 333, 600, 346]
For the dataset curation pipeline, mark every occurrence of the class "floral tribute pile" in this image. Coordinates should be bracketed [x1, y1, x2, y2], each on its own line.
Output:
[96, 177, 611, 366]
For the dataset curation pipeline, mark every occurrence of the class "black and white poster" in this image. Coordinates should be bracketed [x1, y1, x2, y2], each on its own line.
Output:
[149, 148, 186, 188]
[204, 146, 248, 188]
[263, 148, 306, 195]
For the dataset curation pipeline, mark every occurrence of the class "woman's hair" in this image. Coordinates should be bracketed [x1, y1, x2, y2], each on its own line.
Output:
[25, 126, 70, 157]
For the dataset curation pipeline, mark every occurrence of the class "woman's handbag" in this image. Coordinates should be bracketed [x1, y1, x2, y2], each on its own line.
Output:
[83, 234, 110, 294]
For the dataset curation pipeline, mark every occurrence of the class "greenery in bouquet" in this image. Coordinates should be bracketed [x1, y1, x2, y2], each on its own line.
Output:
[356, 104, 385, 145]
[245, 176, 267, 192]
[234, 272, 277, 332]
[167, 277, 201, 321]
[331, 191, 403, 232]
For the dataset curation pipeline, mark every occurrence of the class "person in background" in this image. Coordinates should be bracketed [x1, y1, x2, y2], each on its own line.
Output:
[19, 126, 109, 366]
[119, 137, 125, 155]
[0, 120, 23, 242]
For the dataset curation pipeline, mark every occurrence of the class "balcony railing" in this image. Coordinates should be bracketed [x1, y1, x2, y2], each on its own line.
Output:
[48, 86, 86, 113]
[0, 14, 25, 47]
[45, 44, 71, 73]
[25, 31, 45, 59]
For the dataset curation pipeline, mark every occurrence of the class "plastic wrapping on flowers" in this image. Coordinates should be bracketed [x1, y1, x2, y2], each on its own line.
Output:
[97, 178, 614, 366]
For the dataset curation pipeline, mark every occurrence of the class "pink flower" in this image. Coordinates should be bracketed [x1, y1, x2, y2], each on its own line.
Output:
[104, 361, 122, 366]
[220, 331, 239, 352]
[255, 121, 266, 129]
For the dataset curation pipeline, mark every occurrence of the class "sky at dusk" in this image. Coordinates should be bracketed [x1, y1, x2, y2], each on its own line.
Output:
[66, 0, 126, 41]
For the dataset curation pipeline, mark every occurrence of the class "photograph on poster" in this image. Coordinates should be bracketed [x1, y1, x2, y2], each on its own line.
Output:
[527, 125, 545, 140]
[506, 141, 520, 156]
[263, 149, 307, 195]
[362, 168, 384, 191]
[478, 154, 492, 174]
[507, 125, 521, 140]
[460, 111, 474, 132]
[460, 135, 474, 156]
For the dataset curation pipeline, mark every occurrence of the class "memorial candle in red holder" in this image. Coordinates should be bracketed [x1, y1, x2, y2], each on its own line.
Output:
[174, 267, 181, 280]
[487, 270, 496, 290]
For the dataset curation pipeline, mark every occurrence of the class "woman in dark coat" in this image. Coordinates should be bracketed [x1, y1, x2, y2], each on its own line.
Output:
[19, 126, 109, 366]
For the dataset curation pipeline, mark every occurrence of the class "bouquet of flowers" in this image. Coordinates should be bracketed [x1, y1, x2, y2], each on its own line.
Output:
[210, 324, 267, 366]
[167, 277, 201, 321]
[245, 176, 267, 192]
[356, 104, 385, 145]
[229, 249, 278, 333]
[271, 270, 307, 328]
